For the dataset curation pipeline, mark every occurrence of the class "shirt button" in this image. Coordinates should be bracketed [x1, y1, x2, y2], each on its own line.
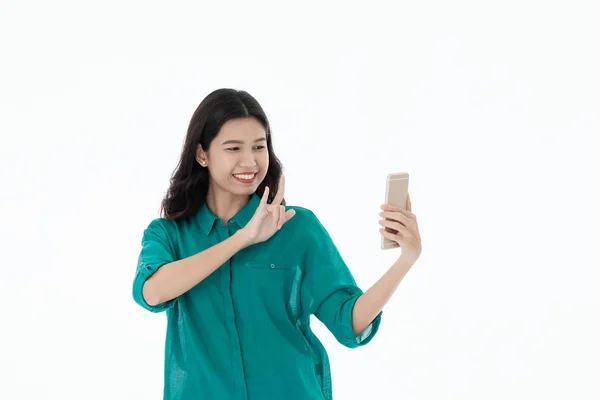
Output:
[270, 264, 275, 269]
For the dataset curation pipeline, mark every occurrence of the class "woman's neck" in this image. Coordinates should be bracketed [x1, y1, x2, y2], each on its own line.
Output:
[205, 187, 250, 225]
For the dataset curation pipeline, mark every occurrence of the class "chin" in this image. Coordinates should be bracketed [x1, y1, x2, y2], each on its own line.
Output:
[238, 186, 258, 195]
[229, 179, 261, 195]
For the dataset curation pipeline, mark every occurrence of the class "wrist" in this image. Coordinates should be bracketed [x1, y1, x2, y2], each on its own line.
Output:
[234, 229, 254, 249]
[392, 254, 416, 272]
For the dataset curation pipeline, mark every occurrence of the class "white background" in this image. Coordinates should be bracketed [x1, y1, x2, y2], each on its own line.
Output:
[1, 1, 599, 399]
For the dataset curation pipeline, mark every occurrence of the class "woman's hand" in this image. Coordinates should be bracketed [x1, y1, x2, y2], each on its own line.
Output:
[239, 175, 296, 245]
[378, 192, 422, 262]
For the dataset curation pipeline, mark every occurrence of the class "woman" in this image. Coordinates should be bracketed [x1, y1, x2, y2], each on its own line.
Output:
[132, 88, 422, 400]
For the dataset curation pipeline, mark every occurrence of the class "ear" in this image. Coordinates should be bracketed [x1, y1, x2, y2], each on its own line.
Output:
[196, 144, 207, 166]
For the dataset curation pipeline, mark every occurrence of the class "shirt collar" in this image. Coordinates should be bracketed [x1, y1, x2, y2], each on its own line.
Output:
[197, 193, 261, 235]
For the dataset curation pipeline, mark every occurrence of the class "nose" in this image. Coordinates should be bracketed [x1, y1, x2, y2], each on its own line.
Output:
[239, 149, 257, 167]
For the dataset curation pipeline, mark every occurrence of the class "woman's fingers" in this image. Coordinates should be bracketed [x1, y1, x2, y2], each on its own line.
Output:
[262, 176, 291, 231]
[380, 228, 404, 245]
[276, 208, 296, 230]
[378, 218, 409, 236]
[260, 186, 270, 207]
[276, 205, 286, 229]
[285, 209, 296, 221]
[272, 204, 281, 228]
[272, 175, 285, 206]
[381, 204, 416, 221]
[379, 210, 411, 226]
[251, 186, 270, 220]
[265, 204, 274, 226]
[267, 205, 296, 230]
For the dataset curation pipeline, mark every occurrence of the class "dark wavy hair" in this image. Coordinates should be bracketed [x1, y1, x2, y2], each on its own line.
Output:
[160, 88, 285, 220]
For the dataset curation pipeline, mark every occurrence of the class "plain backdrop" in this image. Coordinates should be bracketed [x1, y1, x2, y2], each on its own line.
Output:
[1, 1, 599, 399]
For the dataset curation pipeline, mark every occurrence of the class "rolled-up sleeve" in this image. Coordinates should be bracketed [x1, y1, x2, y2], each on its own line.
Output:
[132, 219, 178, 313]
[300, 210, 382, 348]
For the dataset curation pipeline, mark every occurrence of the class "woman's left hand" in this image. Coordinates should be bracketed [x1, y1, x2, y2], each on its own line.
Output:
[378, 192, 422, 262]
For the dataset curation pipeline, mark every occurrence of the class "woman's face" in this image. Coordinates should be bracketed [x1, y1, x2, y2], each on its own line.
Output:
[198, 117, 269, 196]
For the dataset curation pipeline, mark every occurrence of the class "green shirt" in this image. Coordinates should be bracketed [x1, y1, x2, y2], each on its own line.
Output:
[132, 193, 382, 400]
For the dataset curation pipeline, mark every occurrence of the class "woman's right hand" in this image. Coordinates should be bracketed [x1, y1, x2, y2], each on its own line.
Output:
[239, 175, 296, 245]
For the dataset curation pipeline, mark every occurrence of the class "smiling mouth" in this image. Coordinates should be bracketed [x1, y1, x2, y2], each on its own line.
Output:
[232, 173, 257, 183]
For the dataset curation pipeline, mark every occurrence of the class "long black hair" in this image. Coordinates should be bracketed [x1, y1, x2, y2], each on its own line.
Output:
[160, 88, 285, 220]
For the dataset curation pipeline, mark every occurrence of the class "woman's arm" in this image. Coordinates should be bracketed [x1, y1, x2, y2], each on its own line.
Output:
[352, 198, 422, 335]
[140, 180, 293, 309]
[351, 255, 416, 336]
[142, 231, 252, 306]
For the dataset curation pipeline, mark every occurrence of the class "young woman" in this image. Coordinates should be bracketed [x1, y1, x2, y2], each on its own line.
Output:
[132, 88, 422, 400]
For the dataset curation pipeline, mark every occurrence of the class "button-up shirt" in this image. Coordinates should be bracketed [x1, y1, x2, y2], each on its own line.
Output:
[132, 193, 382, 399]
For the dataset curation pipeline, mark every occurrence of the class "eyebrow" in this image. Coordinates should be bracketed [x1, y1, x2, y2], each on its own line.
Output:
[221, 138, 267, 145]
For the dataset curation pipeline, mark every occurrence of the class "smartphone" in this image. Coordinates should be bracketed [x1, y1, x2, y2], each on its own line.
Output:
[381, 172, 409, 250]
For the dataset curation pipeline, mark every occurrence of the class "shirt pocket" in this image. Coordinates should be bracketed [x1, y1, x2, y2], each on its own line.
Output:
[241, 261, 302, 321]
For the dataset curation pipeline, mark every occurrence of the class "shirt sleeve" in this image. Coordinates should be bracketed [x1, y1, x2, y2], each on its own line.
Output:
[132, 218, 178, 313]
[300, 210, 382, 348]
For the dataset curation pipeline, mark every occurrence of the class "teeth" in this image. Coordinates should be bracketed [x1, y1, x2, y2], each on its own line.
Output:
[234, 173, 255, 180]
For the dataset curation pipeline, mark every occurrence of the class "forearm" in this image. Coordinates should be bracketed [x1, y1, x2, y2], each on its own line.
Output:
[351, 255, 415, 336]
[142, 230, 252, 306]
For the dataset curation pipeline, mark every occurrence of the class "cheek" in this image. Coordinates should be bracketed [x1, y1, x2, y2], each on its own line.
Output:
[259, 153, 270, 169]
[209, 159, 234, 179]
[218, 155, 238, 172]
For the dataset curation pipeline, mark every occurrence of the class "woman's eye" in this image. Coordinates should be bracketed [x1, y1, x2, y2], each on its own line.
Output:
[226, 146, 265, 151]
